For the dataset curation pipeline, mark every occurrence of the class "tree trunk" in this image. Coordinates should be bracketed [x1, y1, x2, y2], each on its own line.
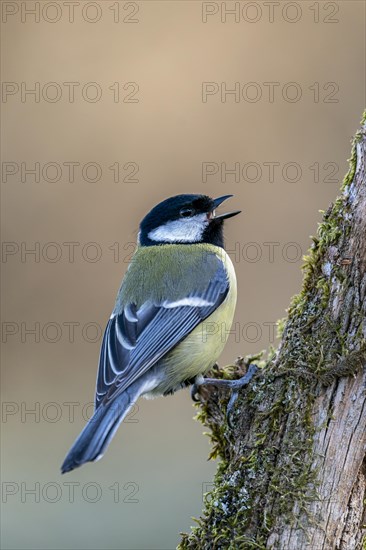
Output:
[179, 113, 366, 550]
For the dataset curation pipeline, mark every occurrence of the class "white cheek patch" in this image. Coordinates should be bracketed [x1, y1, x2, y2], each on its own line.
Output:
[148, 214, 208, 243]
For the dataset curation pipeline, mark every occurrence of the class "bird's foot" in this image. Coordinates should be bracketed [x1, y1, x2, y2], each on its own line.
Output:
[191, 364, 258, 426]
[190, 374, 205, 402]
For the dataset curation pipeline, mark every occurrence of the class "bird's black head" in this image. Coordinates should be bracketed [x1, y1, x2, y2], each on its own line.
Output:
[139, 194, 241, 248]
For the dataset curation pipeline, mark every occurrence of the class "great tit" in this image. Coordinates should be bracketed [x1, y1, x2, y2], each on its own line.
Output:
[61, 194, 256, 474]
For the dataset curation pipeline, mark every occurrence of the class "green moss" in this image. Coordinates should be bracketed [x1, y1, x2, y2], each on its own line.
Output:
[181, 361, 322, 548]
[193, 402, 227, 462]
[276, 317, 287, 339]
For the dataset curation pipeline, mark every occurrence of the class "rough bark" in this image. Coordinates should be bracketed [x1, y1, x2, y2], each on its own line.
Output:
[179, 113, 366, 550]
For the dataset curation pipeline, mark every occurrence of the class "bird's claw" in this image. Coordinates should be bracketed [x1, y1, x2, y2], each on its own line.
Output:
[226, 390, 239, 428]
[190, 364, 258, 425]
[190, 382, 202, 402]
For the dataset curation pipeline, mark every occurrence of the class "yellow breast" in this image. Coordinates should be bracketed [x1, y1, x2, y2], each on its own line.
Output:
[152, 248, 237, 395]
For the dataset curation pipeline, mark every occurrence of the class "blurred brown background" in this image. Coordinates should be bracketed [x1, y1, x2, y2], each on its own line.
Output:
[1, 1, 365, 548]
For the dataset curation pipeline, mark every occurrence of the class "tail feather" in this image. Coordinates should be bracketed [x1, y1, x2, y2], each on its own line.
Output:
[61, 386, 139, 474]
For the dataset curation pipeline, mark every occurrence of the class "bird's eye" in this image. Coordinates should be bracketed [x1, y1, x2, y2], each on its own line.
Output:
[180, 207, 195, 218]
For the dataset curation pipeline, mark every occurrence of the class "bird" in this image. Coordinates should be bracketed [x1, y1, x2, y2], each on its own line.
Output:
[61, 193, 257, 474]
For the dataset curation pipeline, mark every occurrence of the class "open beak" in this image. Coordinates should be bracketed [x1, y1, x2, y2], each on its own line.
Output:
[210, 195, 241, 220]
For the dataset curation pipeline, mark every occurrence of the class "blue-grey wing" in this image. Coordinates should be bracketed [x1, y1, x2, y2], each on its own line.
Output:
[95, 258, 229, 408]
